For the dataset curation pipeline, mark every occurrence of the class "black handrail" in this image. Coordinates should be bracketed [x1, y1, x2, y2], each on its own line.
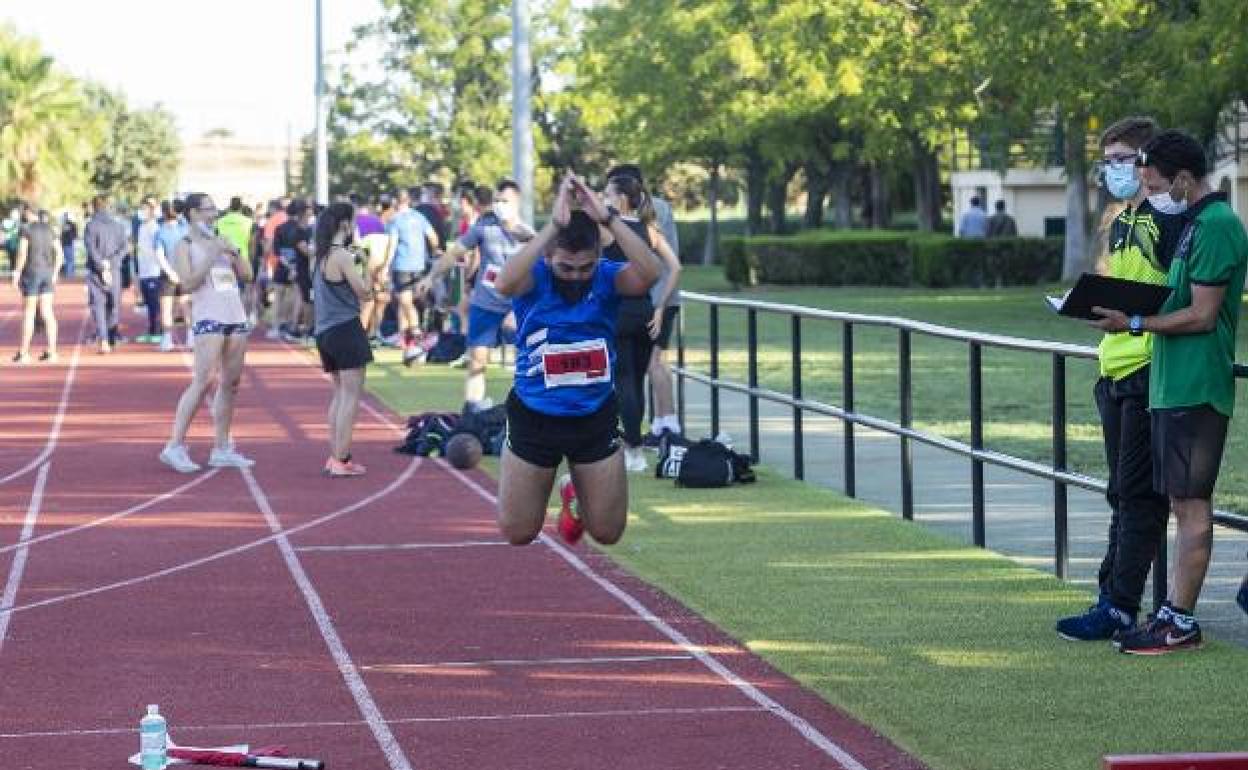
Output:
[673, 291, 1248, 604]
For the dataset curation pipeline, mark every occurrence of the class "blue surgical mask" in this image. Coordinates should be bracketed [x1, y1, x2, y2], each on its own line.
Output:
[1104, 162, 1140, 200]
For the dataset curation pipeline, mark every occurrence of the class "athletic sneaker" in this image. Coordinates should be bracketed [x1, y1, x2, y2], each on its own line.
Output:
[1237, 574, 1248, 617]
[1118, 607, 1202, 655]
[38, 351, 58, 363]
[402, 344, 426, 367]
[159, 333, 174, 352]
[265, 327, 281, 341]
[160, 444, 201, 474]
[557, 474, 584, 545]
[641, 429, 669, 451]
[208, 446, 256, 468]
[1056, 596, 1135, 641]
[624, 446, 648, 473]
[11, 351, 31, 365]
[324, 456, 367, 477]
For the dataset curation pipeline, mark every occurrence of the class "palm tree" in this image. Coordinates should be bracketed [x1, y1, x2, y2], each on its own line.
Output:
[0, 25, 99, 204]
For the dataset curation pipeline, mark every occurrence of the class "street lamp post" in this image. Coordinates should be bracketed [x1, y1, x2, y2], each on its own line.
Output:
[511, 0, 534, 223]
[314, 0, 329, 204]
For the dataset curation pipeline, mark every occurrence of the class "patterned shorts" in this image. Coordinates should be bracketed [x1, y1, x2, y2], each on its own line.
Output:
[192, 320, 251, 337]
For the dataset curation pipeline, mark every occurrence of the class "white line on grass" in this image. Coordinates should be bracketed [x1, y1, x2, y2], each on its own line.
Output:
[0, 463, 50, 654]
[438, 461, 873, 770]
[0, 705, 768, 740]
[294, 540, 509, 553]
[0, 320, 85, 485]
[0, 458, 421, 619]
[240, 467, 414, 770]
[360, 653, 696, 671]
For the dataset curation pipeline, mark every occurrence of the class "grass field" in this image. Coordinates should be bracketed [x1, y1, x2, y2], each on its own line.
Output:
[360, 359, 1248, 770]
[674, 266, 1248, 515]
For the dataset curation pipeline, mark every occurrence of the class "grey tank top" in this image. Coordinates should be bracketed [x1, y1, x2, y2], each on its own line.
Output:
[23, 223, 56, 276]
[314, 256, 361, 334]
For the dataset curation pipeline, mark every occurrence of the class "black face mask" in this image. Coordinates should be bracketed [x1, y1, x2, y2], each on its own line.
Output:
[552, 274, 593, 304]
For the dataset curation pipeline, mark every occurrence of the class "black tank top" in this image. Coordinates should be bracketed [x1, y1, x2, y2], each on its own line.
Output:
[23, 223, 55, 276]
[602, 217, 650, 263]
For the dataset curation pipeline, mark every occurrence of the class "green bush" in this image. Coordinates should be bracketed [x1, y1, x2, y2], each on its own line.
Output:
[722, 231, 1063, 288]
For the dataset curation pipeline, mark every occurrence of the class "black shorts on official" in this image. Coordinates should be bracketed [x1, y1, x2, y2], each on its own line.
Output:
[316, 318, 373, 373]
[654, 306, 680, 350]
[19, 272, 54, 297]
[1152, 405, 1229, 499]
[505, 389, 621, 469]
[392, 270, 421, 292]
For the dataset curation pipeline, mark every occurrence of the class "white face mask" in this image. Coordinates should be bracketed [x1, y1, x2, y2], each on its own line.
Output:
[493, 201, 517, 223]
[1148, 185, 1188, 216]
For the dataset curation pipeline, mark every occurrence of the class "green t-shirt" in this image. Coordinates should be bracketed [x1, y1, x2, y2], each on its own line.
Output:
[1097, 202, 1181, 380]
[215, 211, 253, 261]
[1150, 194, 1248, 416]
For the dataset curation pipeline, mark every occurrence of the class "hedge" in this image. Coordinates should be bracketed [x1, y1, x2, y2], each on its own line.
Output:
[722, 231, 1063, 288]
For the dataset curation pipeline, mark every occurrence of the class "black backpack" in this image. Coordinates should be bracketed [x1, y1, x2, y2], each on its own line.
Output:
[655, 433, 692, 479]
[425, 332, 466, 364]
[675, 438, 756, 488]
[395, 412, 459, 456]
[456, 405, 508, 456]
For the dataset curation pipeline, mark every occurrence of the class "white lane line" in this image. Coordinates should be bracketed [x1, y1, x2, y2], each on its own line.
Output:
[0, 470, 221, 556]
[0, 705, 768, 740]
[295, 540, 509, 553]
[240, 468, 414, 770]
[0, 320, 85, 486]
[0, 463, 50, 653]
[362, 653, 696, 671]
[0, 458, 421, 619]
[439, 462, 872, 770]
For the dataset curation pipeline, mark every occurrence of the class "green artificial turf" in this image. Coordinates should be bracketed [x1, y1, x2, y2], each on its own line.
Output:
[363, 358, 1248, 770]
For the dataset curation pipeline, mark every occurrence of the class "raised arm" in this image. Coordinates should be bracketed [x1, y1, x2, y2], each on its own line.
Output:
[495, 173, 574, 297]
[569, 177, 659, 296]
[174, 238, 213, 292]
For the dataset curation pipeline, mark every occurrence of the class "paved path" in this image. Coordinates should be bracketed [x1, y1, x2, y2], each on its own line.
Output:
[679, 381, 1248, 647]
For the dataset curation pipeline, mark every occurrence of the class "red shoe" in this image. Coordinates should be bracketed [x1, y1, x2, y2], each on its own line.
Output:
[557, 474, 583, 545]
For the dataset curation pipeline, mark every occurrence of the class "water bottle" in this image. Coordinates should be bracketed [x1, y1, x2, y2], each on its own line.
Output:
[139, 704, 167, 770]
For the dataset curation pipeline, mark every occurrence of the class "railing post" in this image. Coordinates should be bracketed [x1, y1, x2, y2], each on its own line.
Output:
[899, 329, 914, 520]
[792, 315, 804, 481]
[969, 342, 986, 547]
[676, 304, 686, 430]
[1052, 353, 1068, 579]
[709, 303, 720, 438]
[747, 308, 760, 463]
[842, 322, 855, 498]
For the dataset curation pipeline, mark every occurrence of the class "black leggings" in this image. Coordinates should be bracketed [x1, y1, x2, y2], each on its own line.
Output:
[139, 277, 163, 335]
[614, 298, 654, 448]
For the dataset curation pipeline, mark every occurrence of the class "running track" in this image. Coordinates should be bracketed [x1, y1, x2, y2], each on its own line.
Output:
[0, 284, 923, 769]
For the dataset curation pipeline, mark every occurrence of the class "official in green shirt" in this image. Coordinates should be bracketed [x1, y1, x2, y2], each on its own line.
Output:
[215, 197, 253, 271]
[1057, 117, 1184, 643]
[1094, 129, 1248, 655]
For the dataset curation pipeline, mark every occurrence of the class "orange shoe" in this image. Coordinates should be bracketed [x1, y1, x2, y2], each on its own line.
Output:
[325, 455, 367, 477]
[557, 474, 583, 545]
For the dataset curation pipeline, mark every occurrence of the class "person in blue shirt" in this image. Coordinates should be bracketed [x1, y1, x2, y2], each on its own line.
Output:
[420, 178, 535, 410]
[386, 187, 441, 364]
[154, 200, 190, 351]
[493, 173, 660, 548]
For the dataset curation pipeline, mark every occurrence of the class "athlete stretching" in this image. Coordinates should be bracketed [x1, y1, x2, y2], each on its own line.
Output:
[493, 174, 659, 546]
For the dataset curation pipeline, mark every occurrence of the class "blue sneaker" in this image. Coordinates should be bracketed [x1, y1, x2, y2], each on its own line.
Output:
[1237, 575, 1247, 617]
[1056, 597, 1135, 641]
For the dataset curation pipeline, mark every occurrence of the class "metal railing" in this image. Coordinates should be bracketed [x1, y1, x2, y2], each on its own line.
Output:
[673, 291, 1248, 606]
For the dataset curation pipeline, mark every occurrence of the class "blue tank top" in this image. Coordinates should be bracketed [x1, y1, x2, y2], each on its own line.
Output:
[512, 258, 624, 417]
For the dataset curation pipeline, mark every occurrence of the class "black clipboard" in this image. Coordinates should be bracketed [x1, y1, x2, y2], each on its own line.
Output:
[1044, 273, 1172, 320]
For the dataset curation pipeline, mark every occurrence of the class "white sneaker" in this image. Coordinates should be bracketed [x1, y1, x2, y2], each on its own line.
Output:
[265, 328, 280, 341]
[625, 447, 648, 473]
[209, 446, 256, 468]
[160, 444, 201, 473]
[159, 333, 174, 352]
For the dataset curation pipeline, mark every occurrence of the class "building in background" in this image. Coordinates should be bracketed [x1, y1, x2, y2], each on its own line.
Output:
[176, 132, 299, 205]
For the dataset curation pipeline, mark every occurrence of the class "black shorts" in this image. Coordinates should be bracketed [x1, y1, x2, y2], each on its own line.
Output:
[1152, 405, 1229, 499]
[505, 389, 621, 469]
[654, 306, 680, 350]
[392, 270, 422, 292]
[316, 318, 373, 373]
[19, 272, 54, 297]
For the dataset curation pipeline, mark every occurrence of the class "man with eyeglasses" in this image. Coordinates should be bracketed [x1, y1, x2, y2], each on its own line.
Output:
[1056, 117, 1185, 644]
[1094, 129, 1248, 654]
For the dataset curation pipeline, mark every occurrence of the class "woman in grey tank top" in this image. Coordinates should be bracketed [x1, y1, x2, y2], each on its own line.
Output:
[312, 203, 374, 477]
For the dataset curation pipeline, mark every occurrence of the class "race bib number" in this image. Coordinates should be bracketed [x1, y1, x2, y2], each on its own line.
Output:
[541, 339, 610, 389]
[210, 265, 238, 292]
[481, 265, 500, 290]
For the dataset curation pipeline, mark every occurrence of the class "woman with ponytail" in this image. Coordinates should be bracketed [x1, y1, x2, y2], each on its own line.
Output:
[312, 201, 374, 476]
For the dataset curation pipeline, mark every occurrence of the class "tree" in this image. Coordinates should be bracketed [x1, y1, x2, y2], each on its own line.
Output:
[0, 25, 99, 205]
[87, 84, 181, 204]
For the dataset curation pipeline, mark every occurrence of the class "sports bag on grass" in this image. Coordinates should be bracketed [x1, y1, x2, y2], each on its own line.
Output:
[675, 439, 756, 488]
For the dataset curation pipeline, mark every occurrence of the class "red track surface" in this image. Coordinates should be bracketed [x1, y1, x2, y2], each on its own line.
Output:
[0, 285, 925, 770]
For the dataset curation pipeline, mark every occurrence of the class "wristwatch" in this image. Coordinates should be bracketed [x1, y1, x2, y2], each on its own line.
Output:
[1128, 315, 1144, 336]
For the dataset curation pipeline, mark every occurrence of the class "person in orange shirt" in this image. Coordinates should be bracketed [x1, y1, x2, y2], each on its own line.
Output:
[262, 197, 289, 338]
